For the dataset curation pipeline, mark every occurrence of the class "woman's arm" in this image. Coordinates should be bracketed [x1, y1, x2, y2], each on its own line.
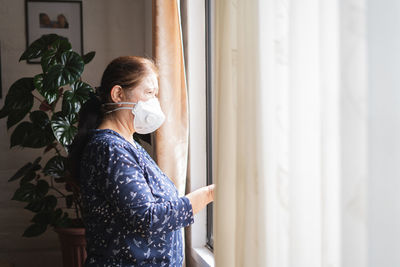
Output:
[185, 184, 215, 215]
[100, 143, 195, 236]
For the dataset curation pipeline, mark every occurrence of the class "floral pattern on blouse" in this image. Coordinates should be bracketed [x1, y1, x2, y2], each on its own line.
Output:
[80, 129, 194, 266]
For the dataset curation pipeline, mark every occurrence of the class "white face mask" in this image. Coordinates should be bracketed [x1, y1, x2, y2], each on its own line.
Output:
[104, 98, 165, 134]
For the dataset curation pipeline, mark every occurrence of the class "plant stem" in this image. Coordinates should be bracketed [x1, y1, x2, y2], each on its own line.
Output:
[33, 93, 54, 113]
[71, 185, 83, 220]
[76, 196, 83, 219]
[33, 94, 43, 103]
[53, 144, 62, 157]
[50, 185, 67, 198]
[74, 198, 80, 220]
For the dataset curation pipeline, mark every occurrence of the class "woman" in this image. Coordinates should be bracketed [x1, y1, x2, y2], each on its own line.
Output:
[69, 56, 214, 266]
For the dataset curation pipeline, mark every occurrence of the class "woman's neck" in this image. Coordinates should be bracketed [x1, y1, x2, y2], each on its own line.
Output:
[98, 119, 136, 146]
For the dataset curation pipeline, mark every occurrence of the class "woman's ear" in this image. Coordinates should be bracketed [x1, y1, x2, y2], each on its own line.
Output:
[110, 85, 124, 104]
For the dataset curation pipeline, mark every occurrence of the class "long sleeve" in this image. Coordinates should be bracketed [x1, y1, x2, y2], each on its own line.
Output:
[98, 142, 194, 236]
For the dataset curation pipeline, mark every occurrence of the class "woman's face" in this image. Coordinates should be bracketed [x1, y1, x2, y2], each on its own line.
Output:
[107, 72, 159, 134]
[128, 73, 159, 103]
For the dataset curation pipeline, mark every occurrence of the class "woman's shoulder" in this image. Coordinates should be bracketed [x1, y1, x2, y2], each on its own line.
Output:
[86, 129, 133, 154]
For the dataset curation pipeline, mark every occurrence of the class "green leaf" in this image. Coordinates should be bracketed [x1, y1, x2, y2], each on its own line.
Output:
[25, 195, 57, 212]
[51, 112, 78, 147]
[43, 155, 66, 178]
[51, 210, 71, 227]
[10, 113, 54, 148]
[0, 78, 34, 128]
[19, 34, 60, 61]
[41, 50, 58, 74]
[0, 103, 10, 118]
[83, 51, 95, 64]
[36, 180, 49, 198]
[8, 157, 41, 182]
[22, 223, 47, 237]
[23, 128, 55, 148]
[49, 37, 71, 52]
[43, 51, 84, 90]
[29, 110, 48, 126]
[11, 182, 36, 202]
[62, 81, 93, 114]
[24, 199, 43, 212]
[33, 74, 43, 91]
[9, 162, 32, 182]
[41, 39, 72, 73]
[32, 211, 53, 225]
[50, 208, 66, 227]
[19, 171, 36, 185]
[34, 74, 57, 105]
[10, 122, 32, 148]
[21, 111, 53, 148]
[43, 195, 57, 210]
[11, 180, 48, 202]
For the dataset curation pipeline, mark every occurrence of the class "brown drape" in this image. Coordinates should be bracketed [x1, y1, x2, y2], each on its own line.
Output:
[152, 2, 190, 265]
[152, 0, 188, 196]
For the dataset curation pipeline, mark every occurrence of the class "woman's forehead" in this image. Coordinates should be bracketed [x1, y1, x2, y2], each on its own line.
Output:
[135, 74, 159, 91]
[146, 73, 158, 87]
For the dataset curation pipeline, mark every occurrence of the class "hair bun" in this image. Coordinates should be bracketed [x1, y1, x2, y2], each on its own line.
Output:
[89, 90, 101, 104]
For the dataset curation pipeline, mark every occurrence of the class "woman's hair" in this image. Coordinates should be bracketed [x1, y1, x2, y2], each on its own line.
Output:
[67, 56, 158, 182]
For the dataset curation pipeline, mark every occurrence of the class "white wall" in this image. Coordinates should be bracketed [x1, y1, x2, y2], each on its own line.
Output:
[0, 0, 151, 266]
[367, 0, 400, 266]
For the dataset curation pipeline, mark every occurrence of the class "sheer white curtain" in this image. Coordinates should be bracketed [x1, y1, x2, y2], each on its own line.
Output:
[213, 0, 267, 266]
[213, 0, 367, 266]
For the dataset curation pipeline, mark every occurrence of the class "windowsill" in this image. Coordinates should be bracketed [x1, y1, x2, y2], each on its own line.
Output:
[192, 247, 215, 267]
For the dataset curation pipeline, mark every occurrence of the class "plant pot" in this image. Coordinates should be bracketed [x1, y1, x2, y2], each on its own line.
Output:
[54, 227, 87, 267]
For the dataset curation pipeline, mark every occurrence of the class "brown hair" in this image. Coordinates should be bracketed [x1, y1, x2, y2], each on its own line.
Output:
[68, 56, 158, 181]
[97, 56, 158, 104]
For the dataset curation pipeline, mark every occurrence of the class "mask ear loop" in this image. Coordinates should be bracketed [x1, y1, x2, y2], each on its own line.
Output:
[102, 102, 138, 114]
[104, 107, 135, 114]
[103, 102, 138, 106]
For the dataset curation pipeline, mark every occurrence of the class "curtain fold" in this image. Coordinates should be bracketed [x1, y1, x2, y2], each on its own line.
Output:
[214, 0, 268, 266]
[152, 0, 189, 197]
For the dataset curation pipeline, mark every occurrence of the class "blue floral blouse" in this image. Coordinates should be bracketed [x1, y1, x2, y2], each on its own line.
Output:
[80, 129, 194, 266]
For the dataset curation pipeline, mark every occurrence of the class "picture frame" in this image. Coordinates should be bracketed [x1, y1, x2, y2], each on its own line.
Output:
[25, 0, 83, 64]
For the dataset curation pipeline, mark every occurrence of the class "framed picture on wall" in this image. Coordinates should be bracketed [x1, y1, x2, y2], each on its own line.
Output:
[25, 0, 83, 63]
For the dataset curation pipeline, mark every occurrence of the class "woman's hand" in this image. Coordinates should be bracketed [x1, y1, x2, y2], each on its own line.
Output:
[206, 184, 215, 202]
[186, 184, 215, 215]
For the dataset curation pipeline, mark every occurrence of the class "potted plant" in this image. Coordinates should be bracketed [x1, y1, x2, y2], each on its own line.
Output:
[0, 34, 95, 267]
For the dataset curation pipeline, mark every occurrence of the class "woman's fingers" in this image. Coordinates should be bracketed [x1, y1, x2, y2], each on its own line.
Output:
[207, 184, 215, 202]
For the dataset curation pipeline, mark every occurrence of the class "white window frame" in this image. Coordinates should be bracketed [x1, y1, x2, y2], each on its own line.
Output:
[185, 0, 215, 266]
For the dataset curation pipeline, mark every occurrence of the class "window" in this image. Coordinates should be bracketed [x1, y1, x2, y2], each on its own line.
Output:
[205, 0, 214, 250]
[185, 0, 215, 265]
